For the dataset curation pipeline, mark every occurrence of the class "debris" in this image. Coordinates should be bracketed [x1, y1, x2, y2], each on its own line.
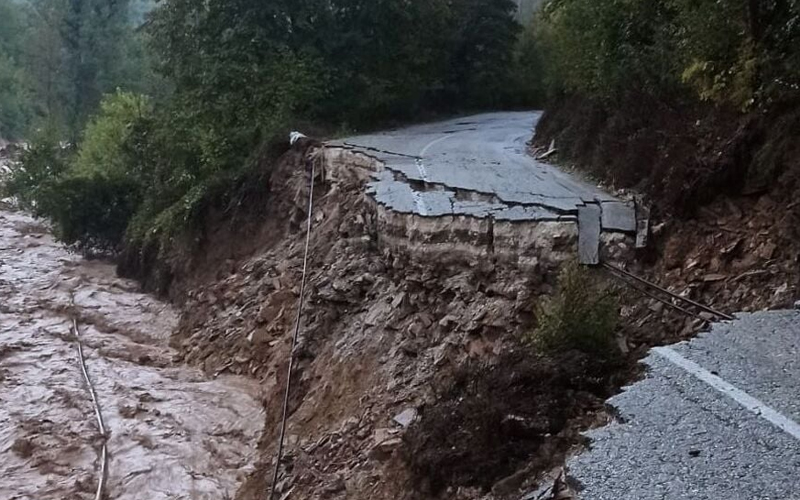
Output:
[536, 140, 558, 161]
[600, 202, 636, 233]
[578, 205, 601, 265]
[393, 408, 417, 428]
[635, 218, 650, 249]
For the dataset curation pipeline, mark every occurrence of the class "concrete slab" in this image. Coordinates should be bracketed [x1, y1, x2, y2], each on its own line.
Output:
[340, 112, 628, 223]
[578, 205, 601, 265]
[600, 201, 636, 233]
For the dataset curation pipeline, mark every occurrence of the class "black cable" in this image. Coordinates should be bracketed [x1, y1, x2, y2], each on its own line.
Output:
[268, 156, 316, 500]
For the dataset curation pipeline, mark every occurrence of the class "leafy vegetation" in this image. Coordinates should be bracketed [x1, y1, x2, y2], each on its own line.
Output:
[536, 0, 800, 109]
[4, 0, 545, 258]
[529, 262, 620, 358]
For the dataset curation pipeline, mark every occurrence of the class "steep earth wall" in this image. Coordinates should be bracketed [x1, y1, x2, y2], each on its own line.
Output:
[164, 143, 635, 500]
[534, 95, 800, 314]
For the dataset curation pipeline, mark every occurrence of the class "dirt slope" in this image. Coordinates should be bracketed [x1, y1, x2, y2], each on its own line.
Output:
[148, 143, 638, 500]
[534, 95, 800, 318]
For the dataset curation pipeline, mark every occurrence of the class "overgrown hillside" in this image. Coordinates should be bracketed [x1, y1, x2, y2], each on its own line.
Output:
[530, 0, 800, 323]
[3, 0, 544, 272]
[532, 0, 800, 218]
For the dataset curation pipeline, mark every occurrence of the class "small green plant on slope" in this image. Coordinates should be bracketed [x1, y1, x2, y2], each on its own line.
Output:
[529, 262, 620, 358]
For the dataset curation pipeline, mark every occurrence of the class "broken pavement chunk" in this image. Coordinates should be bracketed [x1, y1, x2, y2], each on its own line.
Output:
[578, 204, 601, 265]
[600, 201, 636, 233]
[393, 408, 418, 428]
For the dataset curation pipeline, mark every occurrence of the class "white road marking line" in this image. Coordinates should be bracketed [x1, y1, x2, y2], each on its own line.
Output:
[654, 346, 800, 441]
[420, 135, 452, 158]
[411, 136, 453, 215]
[411, 190, 428, 216]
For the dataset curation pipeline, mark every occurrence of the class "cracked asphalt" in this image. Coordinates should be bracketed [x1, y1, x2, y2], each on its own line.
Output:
[338, 112, 632, 224]
[568, 311, 800, 500]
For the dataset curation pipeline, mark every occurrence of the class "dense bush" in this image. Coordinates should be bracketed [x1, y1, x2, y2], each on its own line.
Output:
[5, 92, 149, 249]
[537, 0, 800, 108]
[529, 262, 620, 358]
[6, 0, 546, 257]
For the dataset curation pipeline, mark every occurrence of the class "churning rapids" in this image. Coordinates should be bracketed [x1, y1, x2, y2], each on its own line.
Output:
[0, 207, 263, 499]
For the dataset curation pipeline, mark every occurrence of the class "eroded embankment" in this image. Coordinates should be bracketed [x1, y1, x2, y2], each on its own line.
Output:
[534, 95, 800, 321]
[0, 208, 263, 499]
[166, 144, 645, 500]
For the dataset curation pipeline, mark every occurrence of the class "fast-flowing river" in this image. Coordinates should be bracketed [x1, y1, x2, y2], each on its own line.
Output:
[0, 206, 263, 500]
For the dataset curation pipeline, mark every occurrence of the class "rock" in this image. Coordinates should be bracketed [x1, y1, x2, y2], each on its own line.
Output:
[438, 315, 458, 330]
[322, 475, 346, 496]
[247, 328, 270, 344]
[364, 302, 392, 327]
[757, 242, 778, 260]
[393, 408, 417, 428]
[699, 311, 715, 322]
[372, 428, 401, 456]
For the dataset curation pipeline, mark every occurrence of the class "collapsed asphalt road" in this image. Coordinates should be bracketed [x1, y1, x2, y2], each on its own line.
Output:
[0, 208, 263, 500]
[338, 111, 634, 228]
[565, 311, 800, 500]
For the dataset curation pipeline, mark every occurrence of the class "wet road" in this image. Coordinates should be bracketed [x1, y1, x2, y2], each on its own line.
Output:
[339, 111, 633, 225]
[566, 311, 800, 499]
[0, 208, 263, 499]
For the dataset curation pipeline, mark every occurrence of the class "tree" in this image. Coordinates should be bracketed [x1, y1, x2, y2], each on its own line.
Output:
[448, 0, 522, 108]
[0, 1, 32, 139]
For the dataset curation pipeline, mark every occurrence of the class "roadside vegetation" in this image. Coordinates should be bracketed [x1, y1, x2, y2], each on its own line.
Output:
[531, 0, 800, 216]
[529, 262, 620, 359]
[1, 0, 545, 258]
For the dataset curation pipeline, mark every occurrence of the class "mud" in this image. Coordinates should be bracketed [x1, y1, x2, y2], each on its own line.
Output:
[0, 208, 264, 499]
[157, 145, 647, 500]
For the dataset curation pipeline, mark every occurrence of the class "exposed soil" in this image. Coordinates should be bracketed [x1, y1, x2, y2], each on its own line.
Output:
[534, 94, 800, 321]
[28, 96, 798, 500]
[124, 143, 664, 500]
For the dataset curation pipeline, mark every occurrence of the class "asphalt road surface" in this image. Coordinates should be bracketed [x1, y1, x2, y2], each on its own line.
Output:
[567, 311, 800, 500]
[339, 112, 634, 227]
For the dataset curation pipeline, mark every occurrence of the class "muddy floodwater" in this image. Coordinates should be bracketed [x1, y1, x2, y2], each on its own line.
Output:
[0, 207, 264, 499]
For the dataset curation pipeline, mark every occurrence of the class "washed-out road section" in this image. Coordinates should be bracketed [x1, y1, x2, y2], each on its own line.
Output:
[337, 111, 635, 227]
[563, 311, 800, 500]
[0, 208, 263, 500]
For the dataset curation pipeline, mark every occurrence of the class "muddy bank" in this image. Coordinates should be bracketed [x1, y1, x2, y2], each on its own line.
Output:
[0, 208, 264, 499]
[533, 94, 800, 316]
[141, 143, 651, 500]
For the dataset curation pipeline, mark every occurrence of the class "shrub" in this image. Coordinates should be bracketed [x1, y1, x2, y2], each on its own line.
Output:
[5, 92, 151, 250]
[3, 129, 71, 209]
[38, 174, 142, 251]
[529, 262, 620, 358]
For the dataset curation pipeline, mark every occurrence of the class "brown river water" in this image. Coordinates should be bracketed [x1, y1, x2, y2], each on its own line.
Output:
[0, 207, 264, 499]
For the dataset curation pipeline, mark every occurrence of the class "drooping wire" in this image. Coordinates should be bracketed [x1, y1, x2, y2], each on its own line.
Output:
[70, 294, 109, 500]
[268, 155, 317, 500]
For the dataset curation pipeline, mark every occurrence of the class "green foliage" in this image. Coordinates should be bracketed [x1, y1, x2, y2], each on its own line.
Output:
[3, 129, 71, 209]
[38, 174, 142, 251]
[8, 0, 539, 258]
[529, 262, 620, 357]
[6, 0, 157, 138]
[0, 1, 32, 138]
[73, 91, 152, 178]
[537, 0, 680, 100]
[537, 0, 800, 107]
[6, 92, 150, 250]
